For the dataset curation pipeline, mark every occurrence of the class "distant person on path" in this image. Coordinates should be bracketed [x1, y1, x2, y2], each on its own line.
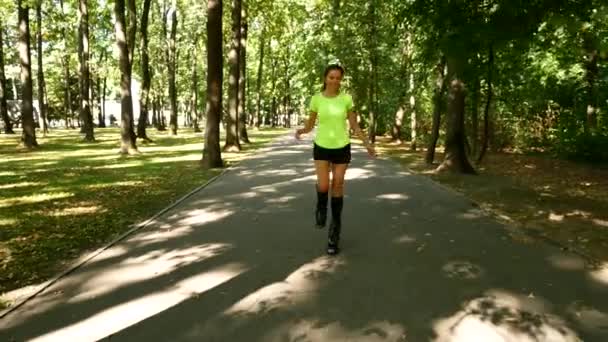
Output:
[295, 64, 376, 255]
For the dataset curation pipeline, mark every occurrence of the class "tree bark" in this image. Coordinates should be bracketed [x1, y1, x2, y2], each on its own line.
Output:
[192, 55, 201, 133]
[115, 0, 137, 154]
[59, 0, 73, 129]
[137, 0, 152, 141]
[224, 0, 242, 151]
[167, 3, 178, 135]
[470, 74, 480, 158]
[437, 54, 475, 174]
[477, 44, 494, 164]
[100, 76, 106, 127]
[255, 27, 265, 128]
[18, 0, 37, 148]
[426, 56, 446, 164]
[239, 3, 250, 143]
[409, 73, 417, 151]
[0, 27, 14, 134]
[201, 0, 223, 169]
[36, 3, 48, 134]
[79, 0, 94, 141]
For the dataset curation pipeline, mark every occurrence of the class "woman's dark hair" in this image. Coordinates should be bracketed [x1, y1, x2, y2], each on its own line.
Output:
[322, 64, 345, 90]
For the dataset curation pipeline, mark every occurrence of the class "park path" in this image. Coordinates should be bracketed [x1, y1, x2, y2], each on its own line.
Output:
[1, 133, 607, 341]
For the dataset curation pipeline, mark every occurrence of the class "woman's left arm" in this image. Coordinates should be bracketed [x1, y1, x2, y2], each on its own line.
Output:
[348, 111, 376, 157]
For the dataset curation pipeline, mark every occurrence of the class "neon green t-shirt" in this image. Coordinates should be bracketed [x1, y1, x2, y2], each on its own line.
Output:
[308, 93, 353, 149]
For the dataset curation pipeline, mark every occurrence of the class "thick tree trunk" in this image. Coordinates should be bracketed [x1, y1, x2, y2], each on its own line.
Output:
[437, 55, 475, 174]
[137, 0, 152, 141]
[59, 0, 73, 129]
[201, 0, 223, 169]
[167, 4, 178, 135]
[79, 0, 94, 141]
[36, 3, 48, 135]
[391, 106, 405, 143]
[0, 27, 14, 134]
[18, 1, 37, 148]
[470, 75, 480, 158]
[477, 44, 494, 164]
[224, 0, 242, 151]
[409, 74, 417, 151]
[115, 0, 137, 154]
[239, 4, 250, 143]
[426, 56, 446, 164]
[255, 28, 265, 129]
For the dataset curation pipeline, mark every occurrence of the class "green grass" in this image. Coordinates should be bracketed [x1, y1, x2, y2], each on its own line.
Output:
[0, 127, 287, 301]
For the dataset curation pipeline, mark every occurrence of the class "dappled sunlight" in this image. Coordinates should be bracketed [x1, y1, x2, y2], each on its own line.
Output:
[458, 208, 486, 220]
[67, 243, 233, 303]
[29, 263, 247, 342]
[0, 181, 45, 190]
[393, 234, 417, 244]
[589, 263, 608, 285]
[567, 301, 608, 334]
[376, 193, 409, 200]
[442, 261, 484, 280]
[86, 181, 145, 190]
[433, 289, 581, 342]
[147, 154, 201, 164]
[39, 205, 106, 217]
[0, 171, 17, 177]
[546, 254, 586, 271]
[0, 218, 18, 226]
[264, 319, 407, 342]
[139, 143, 202, 153]
[176, 208, 235, 226]
[128, 225, 194, 246]
[266, 195, 298, 204]
[224, 256, 346, 317]
[93, 162, 144, 170]
[254, 169, 300, 177]
[0, 192, 74, 209]
[345, 167, 375, 180]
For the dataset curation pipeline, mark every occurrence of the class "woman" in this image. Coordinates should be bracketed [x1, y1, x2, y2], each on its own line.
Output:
[295, 64, 376, 255]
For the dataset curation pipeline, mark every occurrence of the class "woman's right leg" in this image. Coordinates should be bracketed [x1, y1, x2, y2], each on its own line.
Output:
[314, 160, 331, 228]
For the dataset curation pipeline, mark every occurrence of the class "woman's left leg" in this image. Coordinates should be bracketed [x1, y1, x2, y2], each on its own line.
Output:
[328, 163, 348, 254]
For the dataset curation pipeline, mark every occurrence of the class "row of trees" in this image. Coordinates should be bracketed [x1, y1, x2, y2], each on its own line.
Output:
[1, 0, 607, 171]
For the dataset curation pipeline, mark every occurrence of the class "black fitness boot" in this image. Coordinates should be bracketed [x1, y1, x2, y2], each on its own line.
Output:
[327, 196, 343, 255]
[315, 186, 328, 229]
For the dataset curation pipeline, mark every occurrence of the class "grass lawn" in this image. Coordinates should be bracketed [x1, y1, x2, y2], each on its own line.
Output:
[373, 136, 608, 264]
[0, 127, 287, 308]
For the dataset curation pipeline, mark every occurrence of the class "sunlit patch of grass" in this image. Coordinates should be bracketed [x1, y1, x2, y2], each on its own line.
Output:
[375, 135, 608, 263]
[0, 127, 287, 296]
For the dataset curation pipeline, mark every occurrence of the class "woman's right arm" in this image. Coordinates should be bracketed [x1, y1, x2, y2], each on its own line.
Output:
[295, 112, 317, 139]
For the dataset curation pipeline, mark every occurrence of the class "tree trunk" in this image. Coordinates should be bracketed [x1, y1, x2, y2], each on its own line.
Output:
[239, 4, 249, 143]
[167, 3, 178, 135]
[437, 55, 475, 174]
[18, 1, 37, 148]
[127, 0, 136, 65]
[367, 0, 377, 144]
[0, 27, 14, 134]
[391, 106, 405, 143]
[115, 0, 137, 154]
[192, 60, 201, 133]
[470, 74, 480, 158]
[224, 0, 242, 151]
[477, 44, 494, 164]
[426, 56, 446, 164]
[79, 0, 94, 141]
[59, 0, 73, 129]
[36, 3, 48, 135]
[100, 76, 106, 127]
[201, 0, 223, 169]
[409, 73, 417, 151]
[255, 27, 265, 129]
[137, 0, 152, 141]
[583, 32, 599, 131]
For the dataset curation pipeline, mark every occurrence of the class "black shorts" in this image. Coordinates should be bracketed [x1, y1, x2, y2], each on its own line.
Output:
[313, 143, 351, 164]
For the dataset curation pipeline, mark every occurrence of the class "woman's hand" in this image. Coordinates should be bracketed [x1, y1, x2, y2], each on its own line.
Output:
[295, 128, 305, 140]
